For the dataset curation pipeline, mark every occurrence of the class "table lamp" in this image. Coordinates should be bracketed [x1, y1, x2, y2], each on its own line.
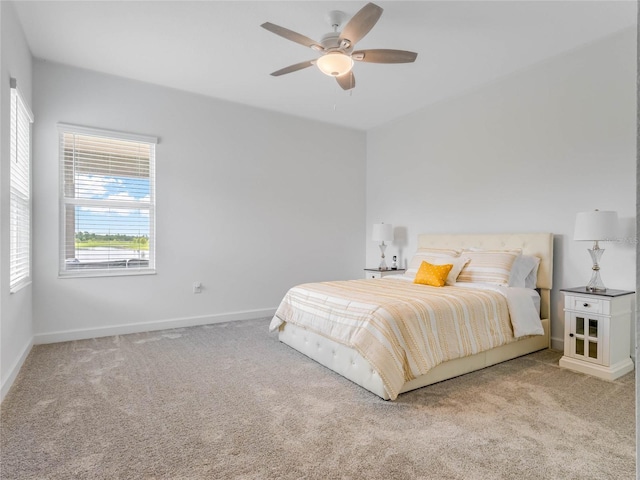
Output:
[573, 210, 619, 292]
[372, 223, 393, 271]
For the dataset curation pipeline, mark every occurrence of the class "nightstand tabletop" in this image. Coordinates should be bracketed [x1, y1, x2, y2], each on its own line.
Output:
[560, 287, 635, 298]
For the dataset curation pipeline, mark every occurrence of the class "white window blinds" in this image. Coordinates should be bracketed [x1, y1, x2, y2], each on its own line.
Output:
[58, 124, 157, 276]
[10, 79, 34, 292]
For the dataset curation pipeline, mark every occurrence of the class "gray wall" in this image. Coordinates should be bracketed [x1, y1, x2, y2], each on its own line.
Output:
[635, 7, 639, 478]
[31, 61, 366, 342]
[366, 28, 637, 351]
[0, 1, 33, 400]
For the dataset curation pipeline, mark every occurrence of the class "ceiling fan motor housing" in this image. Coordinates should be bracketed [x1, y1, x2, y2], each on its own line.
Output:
[320, 32, 353, 53]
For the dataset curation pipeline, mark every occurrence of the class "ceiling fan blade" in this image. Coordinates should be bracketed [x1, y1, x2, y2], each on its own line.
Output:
[339, 3, 383, 46]
[352, 49, 418, 64]
[261, 22, 324, 51]
[270, 60, 315, 77]
[336, 72, 356, 91]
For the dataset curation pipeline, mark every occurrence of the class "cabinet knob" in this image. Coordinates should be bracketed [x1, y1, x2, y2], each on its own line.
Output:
[569, 333, 574, 337]
[583, 303, 589, 308]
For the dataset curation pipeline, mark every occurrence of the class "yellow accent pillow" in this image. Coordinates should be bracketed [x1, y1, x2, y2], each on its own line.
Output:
[414, 261, 453, 287]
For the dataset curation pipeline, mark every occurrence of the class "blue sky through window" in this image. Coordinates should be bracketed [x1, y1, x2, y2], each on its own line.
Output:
[75, 174, 150, 236]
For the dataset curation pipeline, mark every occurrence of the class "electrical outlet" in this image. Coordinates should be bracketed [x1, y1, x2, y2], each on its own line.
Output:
[193, 282, 202, 294]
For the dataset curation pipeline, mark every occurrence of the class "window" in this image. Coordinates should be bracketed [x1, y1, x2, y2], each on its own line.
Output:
[9, 78, 34, 292]
[58, 124, 157, 277]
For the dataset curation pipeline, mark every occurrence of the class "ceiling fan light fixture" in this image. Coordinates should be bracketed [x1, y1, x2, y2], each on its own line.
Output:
[316, 52, 354, 77]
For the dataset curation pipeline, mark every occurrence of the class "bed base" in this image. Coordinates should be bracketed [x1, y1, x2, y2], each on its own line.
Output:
[279, 319, 549, 400]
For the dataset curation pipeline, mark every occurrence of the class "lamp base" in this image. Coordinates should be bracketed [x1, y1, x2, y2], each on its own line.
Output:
[586, 275, 607, 292]
[585, 246, 606, 292]
[378, 242, 388, 271]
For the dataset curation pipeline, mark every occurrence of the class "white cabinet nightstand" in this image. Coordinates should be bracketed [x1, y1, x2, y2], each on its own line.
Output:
[559, 287, 635, 380]
[364, 268, 405, 279]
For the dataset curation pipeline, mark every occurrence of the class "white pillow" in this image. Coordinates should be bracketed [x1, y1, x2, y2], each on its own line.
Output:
[524, 266, 540, 290]
[508, 254, 541, 289]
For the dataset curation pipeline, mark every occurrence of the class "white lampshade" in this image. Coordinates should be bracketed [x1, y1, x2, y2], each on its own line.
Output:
[372, 223, 393, 242]
[574, 210, 619, 241]
[316, 53, 354, 77]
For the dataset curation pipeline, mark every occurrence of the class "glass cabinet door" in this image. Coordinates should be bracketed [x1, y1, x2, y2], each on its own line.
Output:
[571, 314, 602, 364]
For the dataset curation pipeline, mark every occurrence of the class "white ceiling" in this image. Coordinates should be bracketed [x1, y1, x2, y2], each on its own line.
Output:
[13, 1, 637, 131]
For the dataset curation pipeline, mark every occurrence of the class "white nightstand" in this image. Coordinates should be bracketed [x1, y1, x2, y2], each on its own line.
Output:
[559, 287, 635, 380]
[364, 268, 405, 279]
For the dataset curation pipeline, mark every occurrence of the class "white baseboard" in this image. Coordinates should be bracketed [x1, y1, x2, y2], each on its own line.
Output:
[33, 308, 276, 345]
[1, 339, 33, 403]
[550, 336, 563, 352]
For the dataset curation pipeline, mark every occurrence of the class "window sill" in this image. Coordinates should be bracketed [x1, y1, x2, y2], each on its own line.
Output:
[10, 280, 32, 294]
[58, 269, 157, 279]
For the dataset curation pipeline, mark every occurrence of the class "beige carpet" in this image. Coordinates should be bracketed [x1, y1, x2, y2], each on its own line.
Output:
[1, 318, 634, 479]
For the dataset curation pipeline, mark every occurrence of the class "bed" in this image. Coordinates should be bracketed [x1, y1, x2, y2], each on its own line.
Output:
[270, 233, 553, 400]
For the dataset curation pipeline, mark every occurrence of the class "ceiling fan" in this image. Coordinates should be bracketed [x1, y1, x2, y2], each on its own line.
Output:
[261, 2, 418, 91]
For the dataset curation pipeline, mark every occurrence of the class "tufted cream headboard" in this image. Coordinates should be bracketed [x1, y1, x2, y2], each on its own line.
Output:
[417, 233, 554, 320]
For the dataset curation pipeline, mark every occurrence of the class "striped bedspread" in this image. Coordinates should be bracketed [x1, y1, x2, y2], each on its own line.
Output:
[270, 278, 518, 400]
